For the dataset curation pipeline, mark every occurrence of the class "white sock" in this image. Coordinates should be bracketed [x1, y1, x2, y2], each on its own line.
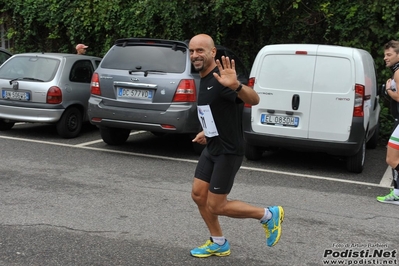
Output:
[260, 208, 272, 223]
[394, 189, 399, 196]
[211, 236, 226, 245]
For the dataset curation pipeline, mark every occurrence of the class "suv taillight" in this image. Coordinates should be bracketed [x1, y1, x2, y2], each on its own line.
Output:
[91, 73, 101, 95]
[172, 79, 196, 102]
[47, 86, 62, 104]
[244, 77, 256, 108]
[354, 84, 364, 117]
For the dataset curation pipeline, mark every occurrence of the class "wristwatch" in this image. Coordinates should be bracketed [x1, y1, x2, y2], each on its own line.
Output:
[235, 83, 243, 93]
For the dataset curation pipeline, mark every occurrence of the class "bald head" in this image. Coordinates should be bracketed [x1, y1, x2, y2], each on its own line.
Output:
[189, 34, 215, 50]
[189, 34, 217, 77]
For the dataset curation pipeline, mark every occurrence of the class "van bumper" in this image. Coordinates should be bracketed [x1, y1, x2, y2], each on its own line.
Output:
[243, 115, 365, 157]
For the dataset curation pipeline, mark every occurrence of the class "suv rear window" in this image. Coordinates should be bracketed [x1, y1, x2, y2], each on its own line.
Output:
[101, 45, 187, 73]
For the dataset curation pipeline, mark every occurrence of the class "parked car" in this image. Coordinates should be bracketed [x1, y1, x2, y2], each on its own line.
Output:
[87, 38, 249, 152]
[0, 48, 12, 65]
[243, 44, 380, 173]
[0, 53, 102, 138]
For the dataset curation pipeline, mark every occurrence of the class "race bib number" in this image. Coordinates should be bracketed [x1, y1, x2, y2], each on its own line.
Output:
[197, 105, 219, 137]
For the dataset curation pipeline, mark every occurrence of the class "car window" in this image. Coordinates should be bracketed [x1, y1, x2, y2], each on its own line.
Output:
[94, 60, 101, 69]
[0, 50, 11, 65]
[0, 56, 59, 81]
[101, 45, 186, 73]
[70, 60, 94, 83]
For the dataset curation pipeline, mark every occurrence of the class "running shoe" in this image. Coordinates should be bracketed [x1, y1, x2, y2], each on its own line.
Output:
[261, 206, 284, 247]
[376, 189, 399, 205]
[190, 238, 230, 258]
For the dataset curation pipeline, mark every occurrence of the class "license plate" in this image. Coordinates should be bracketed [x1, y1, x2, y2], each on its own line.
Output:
[261, 114, 299, 127]
[2, 90, 30, 101]
[118, 88, 153, 99]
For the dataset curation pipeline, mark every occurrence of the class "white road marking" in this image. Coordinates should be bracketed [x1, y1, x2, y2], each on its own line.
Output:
[74, 131, 147, 147]
[0, 135, 392, 188]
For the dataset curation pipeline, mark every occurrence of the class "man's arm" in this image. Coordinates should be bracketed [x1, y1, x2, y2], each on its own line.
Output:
[213, 56, 260, 106]
[387, 71, 399, 102]
[192, 130, 206, 145]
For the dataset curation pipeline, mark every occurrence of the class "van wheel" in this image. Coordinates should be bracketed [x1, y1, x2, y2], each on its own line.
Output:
[366, 123, 379, 149]
[346, 138, 365, 173]
[56, 107, 82, 139]
[100, 127, 130, 145]
[245, 142, 263, 160]
[0, 120, 15, 130]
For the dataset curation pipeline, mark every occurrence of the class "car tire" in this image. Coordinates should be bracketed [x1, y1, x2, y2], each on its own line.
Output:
[346, 137, 365, 173]
[366, 123, 379, 149]
[0, 120, 15, 130]
[56, 107, 83, 139]
[244, 142, 263, 161]
[100, 127, 130, 145]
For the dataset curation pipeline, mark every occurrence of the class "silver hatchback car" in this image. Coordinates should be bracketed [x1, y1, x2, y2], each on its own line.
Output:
[0, 53, 101, 138]
[87, 38, 249, 152]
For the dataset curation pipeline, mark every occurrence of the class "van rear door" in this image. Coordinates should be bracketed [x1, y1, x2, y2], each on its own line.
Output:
[250, 45, 317, 138]
[309, 46, 354, 141]
[250, 44, 354, 142]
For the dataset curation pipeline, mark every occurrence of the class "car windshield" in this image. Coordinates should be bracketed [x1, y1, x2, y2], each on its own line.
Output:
[101, 45, 187, 73]
[0, 56, 60, 82]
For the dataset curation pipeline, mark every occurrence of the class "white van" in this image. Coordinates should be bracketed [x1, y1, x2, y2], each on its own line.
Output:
[243, 44, 380, 173]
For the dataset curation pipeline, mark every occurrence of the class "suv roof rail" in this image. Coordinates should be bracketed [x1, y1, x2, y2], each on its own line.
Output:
[114, 38, 188, 47]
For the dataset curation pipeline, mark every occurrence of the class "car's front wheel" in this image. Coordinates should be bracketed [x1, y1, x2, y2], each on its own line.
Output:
[0, 119, 15, 130]
[56, 107, 83, 139]
[100, 127, 131, 145]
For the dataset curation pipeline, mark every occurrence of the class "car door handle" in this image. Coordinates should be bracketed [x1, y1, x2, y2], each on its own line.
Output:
[292, 94, 300, 110]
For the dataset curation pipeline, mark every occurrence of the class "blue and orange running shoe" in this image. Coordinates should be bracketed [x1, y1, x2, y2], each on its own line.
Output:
[190, 238, 231, 258]
[261, 206, 284, 247]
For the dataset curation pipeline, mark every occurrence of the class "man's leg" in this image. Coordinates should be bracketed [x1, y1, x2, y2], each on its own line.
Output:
[207, 192, 265, 219]
[191, 178, 223, 236]
[387, 146, 399, 192]
[190, 178, 231, 257]
[377, 141, 399, 204]
[207, 192, 284, 247]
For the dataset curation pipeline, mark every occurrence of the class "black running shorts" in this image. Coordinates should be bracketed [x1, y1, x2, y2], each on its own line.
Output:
[194, 147, 243, 194]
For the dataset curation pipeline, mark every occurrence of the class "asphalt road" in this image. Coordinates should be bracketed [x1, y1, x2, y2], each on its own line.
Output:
[0, 123, 397, 266]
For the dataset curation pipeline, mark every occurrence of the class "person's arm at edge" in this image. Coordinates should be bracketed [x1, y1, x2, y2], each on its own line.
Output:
[387, 71, 399, 102]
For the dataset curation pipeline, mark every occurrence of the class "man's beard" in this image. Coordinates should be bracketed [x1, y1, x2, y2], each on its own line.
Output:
[194, 65, 204, 71]
[193, 60, 204, 71]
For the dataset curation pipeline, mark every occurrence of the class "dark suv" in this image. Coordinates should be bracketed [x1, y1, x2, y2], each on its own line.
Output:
[87, 38, 249, 152]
